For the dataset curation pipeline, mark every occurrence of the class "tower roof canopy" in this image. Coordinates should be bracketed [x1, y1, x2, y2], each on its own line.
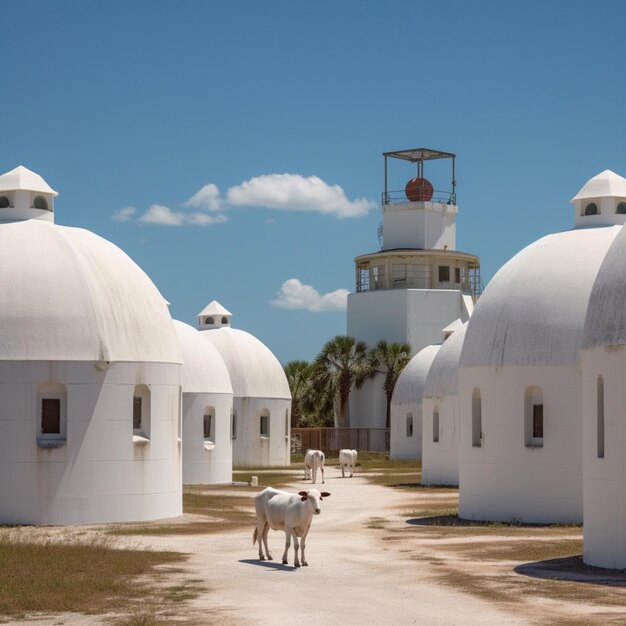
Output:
[383, 148, 455, 163]
[571, 170, 626, 202]
[0, 166, 58, 196]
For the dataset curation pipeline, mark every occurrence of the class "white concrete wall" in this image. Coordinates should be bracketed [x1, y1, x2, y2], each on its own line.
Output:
[348, 289, 468, 428]
[182, 391, 233, 485]
[458, 364, 582, 523]
[581, 346, 626, 568]
[382, 201, 457, 251]
[0, 360, 182, 525]
[422, 394, 459, 486]
[390, 400, 422, 460]
[232, 396, 290, 467]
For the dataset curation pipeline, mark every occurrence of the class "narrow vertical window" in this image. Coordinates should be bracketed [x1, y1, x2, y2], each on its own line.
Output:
[285, 408, 289, 437]
[260, 409, 270, 437]
[133, 384, 151, 440]
[231, 408, 237, 440]
[406, 413, 413, 437]
[42, 399, 61, 434]
[433, 407, 440, 443]
[524, 386, 543, 447]
[472, 388, 482, 447]
[597, 375, 605, 459]
[37, 382, 67, 446]
[203, 407, 215, 442]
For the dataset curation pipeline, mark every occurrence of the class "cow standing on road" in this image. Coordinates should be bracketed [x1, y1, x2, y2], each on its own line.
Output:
[304, 449, 325, 484]
[339, 449, 358, 478]
[253, 487, 331, 567]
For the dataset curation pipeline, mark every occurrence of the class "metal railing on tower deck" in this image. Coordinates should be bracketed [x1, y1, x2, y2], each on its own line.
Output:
[382, 189, 457, 206]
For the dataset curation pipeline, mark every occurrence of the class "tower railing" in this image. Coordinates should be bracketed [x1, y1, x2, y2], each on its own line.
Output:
[382, 189, 456, 206]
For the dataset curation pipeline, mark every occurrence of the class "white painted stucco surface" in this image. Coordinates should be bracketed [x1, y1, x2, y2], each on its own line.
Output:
[389, 343, 440, 460]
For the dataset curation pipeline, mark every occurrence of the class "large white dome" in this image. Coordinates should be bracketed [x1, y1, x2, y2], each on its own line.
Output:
[392, 344, 441, 406]
[460, 227, 621, 368]
[0, 219, 181, 363]
[201, 327, 290, 399]
[174, 320, 232, 394]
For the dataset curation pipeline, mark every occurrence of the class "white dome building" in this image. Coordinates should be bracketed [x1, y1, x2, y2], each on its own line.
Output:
[579, 172, 626, 568]
[198, 302, 291, 467]
[389, 344, 440, 460]
[174, 321, 233, 485]
[422, 323, 467, 486]
[0, 166, 183, 524]
[458, 171, 625, 523]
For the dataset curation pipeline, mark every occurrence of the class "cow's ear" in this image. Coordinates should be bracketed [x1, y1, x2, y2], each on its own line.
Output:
[298, 491, 308, 497]
[300, 495, 308, 501]
[321, 492, 331, 498]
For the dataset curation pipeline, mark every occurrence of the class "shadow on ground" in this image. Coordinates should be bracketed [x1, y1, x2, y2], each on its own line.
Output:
[239, 559, 295, 572]
[515, 556, 626, 586]
[406, 514, 579, 528]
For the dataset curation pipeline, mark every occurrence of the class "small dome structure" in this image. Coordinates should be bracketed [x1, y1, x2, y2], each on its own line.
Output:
[174, 321, 233, 485]
[580, 221, 626, 568]
[458, 172, 622, 524]
[390, 344, 440, 461]
[0, 166, 183, 525]
[198, 300, 232, 329]
[199, 302, 291, 467]
[571, 170, 626, 228]
[422, 324, 466, 486]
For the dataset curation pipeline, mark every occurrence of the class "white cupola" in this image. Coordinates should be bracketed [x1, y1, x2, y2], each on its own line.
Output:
[0, 166, 58, 223]
[197, 300, 232, 330]
[571, 169, 626, 228]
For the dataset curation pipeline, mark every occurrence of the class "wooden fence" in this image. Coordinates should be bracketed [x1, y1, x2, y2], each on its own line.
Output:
[291, 428, 389, 455]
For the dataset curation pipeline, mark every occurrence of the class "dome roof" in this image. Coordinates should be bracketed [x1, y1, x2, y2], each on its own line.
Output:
[173, 321, 233, 394]
[583, 224, 626, 349]
[460, 227, 620, 368]
[201, 327, 291, 399]
[424, 324, 467, 398]
[571, 170, 626, 202]
[392, 344, 441, 406]
[0, 219, 181, 362]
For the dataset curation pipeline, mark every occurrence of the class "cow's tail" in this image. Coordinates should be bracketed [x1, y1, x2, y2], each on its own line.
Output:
[253, 526, 258, 546]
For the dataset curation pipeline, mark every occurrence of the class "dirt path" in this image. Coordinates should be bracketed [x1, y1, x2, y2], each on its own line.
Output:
[142, 473, 530, 625]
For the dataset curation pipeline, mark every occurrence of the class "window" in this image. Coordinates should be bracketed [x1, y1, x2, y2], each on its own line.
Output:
[205, 316, 214, 324]
[617, 202, 626, 215]
[231, 408, 237, 439]
[597, 375, 605, 458]
[133, 384, 151, 439]
[260, 409, 270, 437]
[221, 316, 228, 324]
[406, 413, 413, 437]
[33, 195, 48, 211]
[285, 408, 290, 436]
[524, 386, 543, 447]
[472, 388, 482, 447]
[454, 267, 461, 283]
[584, 202, 598, 216]
[36, 382, 67, 446]
[433, 407, 440, 442]
[0, 196, 9, 208]
[438, 266, 450, 282]
[203, 407, 215, 441]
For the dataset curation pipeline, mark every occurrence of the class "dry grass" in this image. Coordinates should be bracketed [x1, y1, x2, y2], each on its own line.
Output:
[0, 534, 190, 617]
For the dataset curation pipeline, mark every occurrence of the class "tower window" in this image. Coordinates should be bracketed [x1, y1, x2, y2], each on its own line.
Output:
[617, 202, 626, 215]
[597, 375, 605, 459]
[584, 202, 598, 216]
[231, 408, 237, 439]
[37, 382, 67, 446]
[432, 407, 440, 443]
[33, 195, 48, 211]
[42, 399, 61, 434]
[472, 388, 482, 447]
[133, 384, 151, 440]
[524, 386, 543, 447]
[0, 196, 9, 208]
[260, 409, 270, 437]
[205, 317, 214, 324]
[438, 266, 450, 282]
[203, 407, 214, 442]
[406, 413, 413, 437]
[221, 316, 228, 324]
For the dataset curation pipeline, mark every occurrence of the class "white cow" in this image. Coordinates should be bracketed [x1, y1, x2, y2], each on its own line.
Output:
[253, 487, 331, 567]
[339, 449, 358, 478]
[304, 449, 325, 484]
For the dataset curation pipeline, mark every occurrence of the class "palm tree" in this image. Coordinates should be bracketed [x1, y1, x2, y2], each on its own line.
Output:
[368, 340, 412, 429]
[312, 336, 372, 428]
[284, 360, 314, 427]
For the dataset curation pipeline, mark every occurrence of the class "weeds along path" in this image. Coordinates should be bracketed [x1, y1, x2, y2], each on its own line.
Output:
[137, 472, 529, 626]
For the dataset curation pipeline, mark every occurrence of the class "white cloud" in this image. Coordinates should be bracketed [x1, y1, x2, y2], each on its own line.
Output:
[185, 183, 222, 211]
[271, 278, 349, 312]
[227, 173, 375, 218]
[138, 204, 228, 227]
[112, 206, 138, 222]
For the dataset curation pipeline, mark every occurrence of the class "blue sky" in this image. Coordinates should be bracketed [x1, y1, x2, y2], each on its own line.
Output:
[3, 0, 626, 363]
